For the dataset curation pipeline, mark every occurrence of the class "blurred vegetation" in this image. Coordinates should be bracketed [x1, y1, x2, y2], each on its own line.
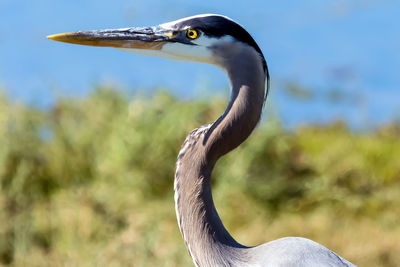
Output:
[0, 87, 399, 267]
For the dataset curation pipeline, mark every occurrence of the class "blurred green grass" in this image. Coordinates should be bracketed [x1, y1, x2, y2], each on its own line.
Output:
[0, 87, 399, 266]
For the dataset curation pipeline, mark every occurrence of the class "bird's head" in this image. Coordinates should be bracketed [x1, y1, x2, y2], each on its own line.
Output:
[48, 14, 267, 75]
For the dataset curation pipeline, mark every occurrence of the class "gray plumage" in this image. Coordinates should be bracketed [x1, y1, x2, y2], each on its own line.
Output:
[48, 13, 356, 267]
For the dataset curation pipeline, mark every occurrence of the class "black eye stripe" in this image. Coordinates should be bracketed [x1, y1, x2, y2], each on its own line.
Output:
[176, 16, 259, 52]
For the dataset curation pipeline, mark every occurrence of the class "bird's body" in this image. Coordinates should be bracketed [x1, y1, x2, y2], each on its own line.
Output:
[48, 14, 356, 267]
[252, 237, 354, 267]
[175, 124, 355, 267]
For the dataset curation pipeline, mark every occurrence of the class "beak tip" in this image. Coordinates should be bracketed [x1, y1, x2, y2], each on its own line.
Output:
[47, 33, 65, 42]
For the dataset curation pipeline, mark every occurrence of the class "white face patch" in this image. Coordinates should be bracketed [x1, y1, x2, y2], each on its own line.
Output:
[161, 42, 214, 63]
[162, 35, 234, 64]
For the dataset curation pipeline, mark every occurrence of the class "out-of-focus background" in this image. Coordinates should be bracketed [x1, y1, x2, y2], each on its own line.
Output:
[0, 1, 399, 266]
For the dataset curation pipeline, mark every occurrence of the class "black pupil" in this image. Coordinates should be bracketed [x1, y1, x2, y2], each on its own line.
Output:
[189, 31, 194, 36]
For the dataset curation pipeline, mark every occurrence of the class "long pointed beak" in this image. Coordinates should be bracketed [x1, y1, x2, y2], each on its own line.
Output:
[47, 27, 173, 50]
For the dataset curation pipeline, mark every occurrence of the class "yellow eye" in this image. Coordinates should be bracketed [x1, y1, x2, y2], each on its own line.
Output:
[186, 29, 199, 39]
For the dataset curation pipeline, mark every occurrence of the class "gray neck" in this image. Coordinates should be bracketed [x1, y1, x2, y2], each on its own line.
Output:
[174, 46, 266, 267]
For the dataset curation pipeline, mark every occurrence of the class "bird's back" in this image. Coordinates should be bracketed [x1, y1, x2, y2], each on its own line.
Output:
[247, 237, 356, 267]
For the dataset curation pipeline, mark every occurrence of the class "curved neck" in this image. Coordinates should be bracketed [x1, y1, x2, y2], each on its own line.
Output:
[174, 47, 266, 266]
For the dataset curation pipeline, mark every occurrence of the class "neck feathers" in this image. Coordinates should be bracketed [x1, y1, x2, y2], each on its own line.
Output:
[174, 45, 267, 266]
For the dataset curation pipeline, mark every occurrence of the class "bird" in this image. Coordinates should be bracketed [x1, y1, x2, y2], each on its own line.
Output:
[48, 14, 356, 267]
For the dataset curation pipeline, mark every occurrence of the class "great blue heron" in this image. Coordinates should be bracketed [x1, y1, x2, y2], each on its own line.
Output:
[48, 14, 356, 267]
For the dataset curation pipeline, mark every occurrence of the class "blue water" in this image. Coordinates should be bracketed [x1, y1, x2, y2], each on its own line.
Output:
[0, 0, 399, 128]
